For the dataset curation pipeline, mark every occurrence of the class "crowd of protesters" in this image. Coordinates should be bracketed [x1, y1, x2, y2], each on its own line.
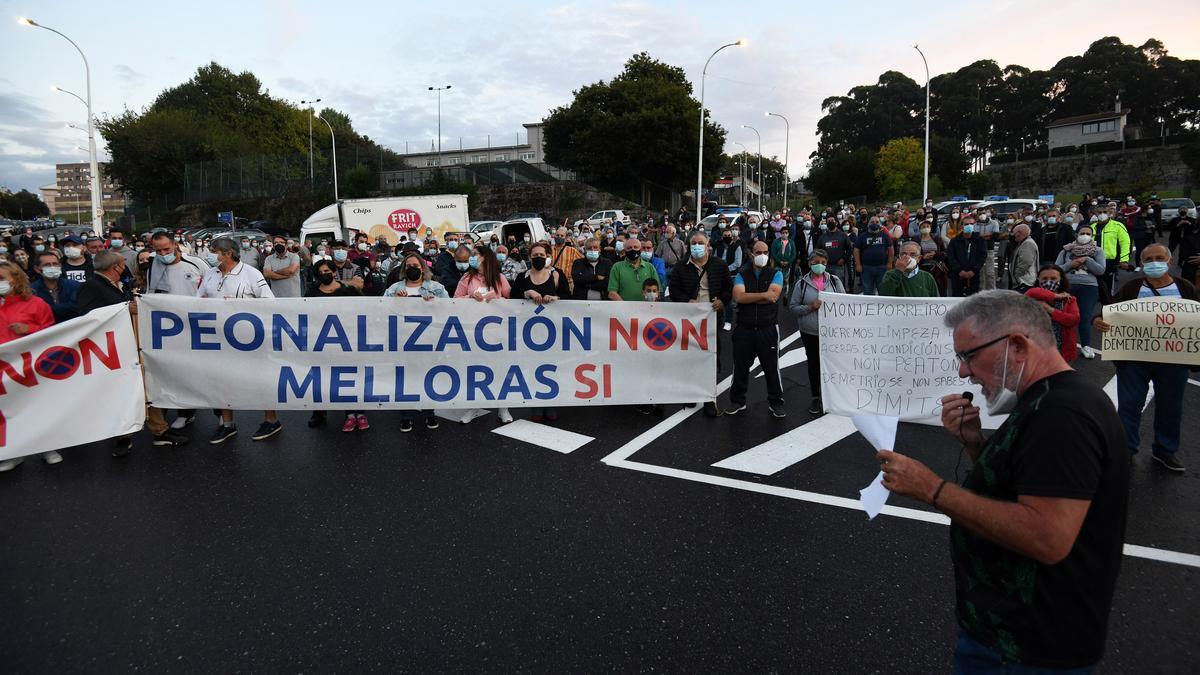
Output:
[0, 191, 1192, 474]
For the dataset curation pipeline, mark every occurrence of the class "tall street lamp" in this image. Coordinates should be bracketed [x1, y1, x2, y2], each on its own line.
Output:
[914, 45, 931, 202]
[301, 98, 321, 188]
[428, 85, 451, 168]
[766, 111, 790, 211]
[742, 124, 762, 212]
[23, 17, 102, 235]
[733, 141, 748, 207]
[315, 113, 339, 201]
[695, 40, 745, 222]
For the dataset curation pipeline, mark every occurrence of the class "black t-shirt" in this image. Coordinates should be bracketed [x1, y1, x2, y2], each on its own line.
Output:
[951, 370, 1128, 668]
[304, 282, 361, 298]
[63, 257, 94, 283]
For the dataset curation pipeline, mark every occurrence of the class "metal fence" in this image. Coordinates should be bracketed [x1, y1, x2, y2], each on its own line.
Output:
[379, 161, 576, 190]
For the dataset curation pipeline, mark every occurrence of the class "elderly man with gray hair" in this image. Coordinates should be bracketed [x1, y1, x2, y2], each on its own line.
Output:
[1008, 223, 1039, 292]
[878, 290, 1127, 672]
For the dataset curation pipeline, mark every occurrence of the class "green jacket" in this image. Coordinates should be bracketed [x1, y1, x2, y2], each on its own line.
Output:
[1098, 218, 1131, 263]
[879, 268, 939, 297]
[770, 238, 797, 268]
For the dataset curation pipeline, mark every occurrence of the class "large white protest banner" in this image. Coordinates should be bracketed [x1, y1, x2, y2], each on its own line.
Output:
[138, 295, 716, 410]
[817, 292, 1004, 428]
[0, 303, 145, 460]
[1101, 297, 1200, 365]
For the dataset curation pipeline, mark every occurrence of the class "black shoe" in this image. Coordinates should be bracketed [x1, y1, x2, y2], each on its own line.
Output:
[251, 421, 282, 441]
[399, 419, 414, 433]
[152, 431, 190, 447]
[1153, 453, 1185, 473]
[703, 401, 721, 417]
[725, 401, 747, 415]
[210, 424, 238, 445]
[769, 403, 787, 418]
[112, 438, 133, 458]
[307, 412, 327, 428]
[425, 416, 439, 430]
[808, 398, 823, 415]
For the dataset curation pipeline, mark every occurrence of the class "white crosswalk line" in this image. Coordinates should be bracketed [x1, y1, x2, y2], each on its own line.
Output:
[491, 419, 594, 454]
[1102, 375, 1155, 411]
[712, 413, 857, 475]
[756, 344, 807, 378]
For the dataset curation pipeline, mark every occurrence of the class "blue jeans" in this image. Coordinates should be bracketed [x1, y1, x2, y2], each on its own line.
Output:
[1070, 284, 1099, 348]
[954, 631, 1096, 675]
[1115, 361, 1188, 457]
[861, 264, 886, 295]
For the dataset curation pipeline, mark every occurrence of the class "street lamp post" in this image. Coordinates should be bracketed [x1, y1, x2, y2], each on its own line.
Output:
[695, 40, 745, 223]
[733, 141, 748, 207]
[301, 98, 321, 188]
[315, 114, 339, 201]
[23, 17, 101, 235]
[914, 45, 930, 202]
[428, 85, 451, 168]
[766, 112, 790, 211]
[742, 124, 762, 212]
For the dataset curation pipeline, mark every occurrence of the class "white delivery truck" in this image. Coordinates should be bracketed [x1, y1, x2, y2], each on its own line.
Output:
[299, 194, 470, 247]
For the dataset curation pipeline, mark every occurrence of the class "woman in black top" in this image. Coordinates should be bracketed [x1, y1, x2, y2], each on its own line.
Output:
[305, 259, 364, 430]
[510, 241, 570, 422]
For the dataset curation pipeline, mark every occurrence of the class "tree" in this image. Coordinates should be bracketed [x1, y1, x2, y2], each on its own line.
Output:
[929, 135, 970, 192]
[805, 148, 878, 204]
[344, 165, 373, 199]
[543, 52, 727, 198]
[875, 137, 924, 201]
[813, 71, 923, 162]
[0, 189, 50, 219]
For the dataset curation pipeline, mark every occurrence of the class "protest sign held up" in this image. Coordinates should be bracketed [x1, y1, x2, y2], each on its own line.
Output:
[1101, 297, 1200, 366]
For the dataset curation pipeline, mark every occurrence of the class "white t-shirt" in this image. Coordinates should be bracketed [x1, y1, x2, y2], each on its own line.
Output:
[149, 254, 210, 295]
[196, 262, 274, 299]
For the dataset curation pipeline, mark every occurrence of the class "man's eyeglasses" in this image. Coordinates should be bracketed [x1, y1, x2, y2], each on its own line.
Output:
[954, 334, 1015, 366]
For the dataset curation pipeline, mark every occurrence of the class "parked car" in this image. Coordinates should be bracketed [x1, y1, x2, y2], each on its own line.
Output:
[973, 198, 1050, 220]
[573, 209, 633, 229]
[506, 211, 545, 221]
[494, 218, 549, 247]
[1160, 197, 1197, 220]
[469, 220, 504, 237]
[211, 229, 270, 246]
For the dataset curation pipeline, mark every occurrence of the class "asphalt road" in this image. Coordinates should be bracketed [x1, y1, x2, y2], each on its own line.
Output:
[1, 305, 1197, 673]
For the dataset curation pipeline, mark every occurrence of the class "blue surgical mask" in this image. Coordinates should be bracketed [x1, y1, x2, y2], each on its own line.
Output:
[809, 263, 826, 275]
[110, 239, 124, 248]
[615, 241, 625, 252]
[586, 250, 600, 262]
[456, 261, 469, 271]
[468, 255, 480, 269]
[447, 240, 459, 250]
[158, 252, 177, 265]
[204, 252, 218, 266]
[333, 250, 348, 262]
[1143, 261, 1169, 279]
[639, 251, 652, 262]
[690, 243, 706, 258]
[963, 225, 975, 235]
[496, 253, 508, 263]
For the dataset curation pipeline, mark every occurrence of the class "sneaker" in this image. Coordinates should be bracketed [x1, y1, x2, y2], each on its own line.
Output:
[210, 424, 238, 445]
[112, 438, 133, 457]
[723, 322, 732, 331]
[252, 421, 283, 441]
[498, 409, 514, 424]
[399, 419, 414, 433]
[1080, 345, 1097, 360]
[152, 431, 190, 447]
[307, 412, 327, 428]
[1153, 453, 1185, 473]
[342, 416, 358, 432]
[425, 416, 439, 430]
[769, 403, 787, 418]
[42, 450, 63, 465]
[0, 458, 24, 472]
[356, 414, 370, 431]
[170, 415, 195, 430]
[808, 398, 823, 415]
[703, 401, 721, 417]
[725, 401, 747, 415]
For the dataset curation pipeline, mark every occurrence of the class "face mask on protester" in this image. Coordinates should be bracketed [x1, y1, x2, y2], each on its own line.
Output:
[963, 225, 975, 235]
[841, 225, 850, 232]
[333, 250, 348, 262]
[317, 271, 335, 285]
[615, 240, 625, 252]
[64, 246, 83, 259]
[1069, 207, 1078, 214]
[530, 256, 548, 270]
[639, 251, 652, 262]
[1098, 214, 1109, 223]
[903, 256, 918, 272]
[158, 252, 177, 265]
[920, 227, 931, 235]
[753, 253, 769, 267]
[625, 250, 639, 262]
[205, 252, 219, 266]
[356, 242, 368, 251]
[1143, 261, 1169, 279]
[0, 281, 10, 296]
[951, 212, 960, 220]
[986, 340, 1025, 416]
[468, 255, 480, 270]
[274, 244, 286, 255]
[455, 261, 470, 271]
[643, 290, 659, 302]
[1039, 278, 1060, 292]
[1024, 215, 1034, 223]
[405, 266, 423, 281]
[41, 266, 62, 280]
[585, 250, 600, 262]
[496, 253, 508, 263]
[447, 240, 459, 251]
[1076, 234, 1092, 245]
[1047, 217, 1057, 225]
[731, 229, 740, 237]
[110, 239, 124, 249]
[809, 263, 826, 275]
[34, 244, 45, 253]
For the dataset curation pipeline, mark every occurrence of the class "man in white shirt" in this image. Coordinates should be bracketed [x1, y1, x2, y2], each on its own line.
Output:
[197, 238, 281, 444]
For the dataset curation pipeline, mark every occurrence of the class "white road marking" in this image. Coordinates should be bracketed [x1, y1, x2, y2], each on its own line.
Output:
[712, 413, 856, 475]
[756, 344, 808, 378]
[1102, 375, 1155, 411]
[1123, 544, 1200, 568]
[1189, 379, 1200, 388]
[491, 419, 594, 454]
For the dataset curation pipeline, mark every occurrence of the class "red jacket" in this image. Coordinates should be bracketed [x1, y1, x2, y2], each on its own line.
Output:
[1025, 287, 1080, 362]
[0, 293, 55, 345]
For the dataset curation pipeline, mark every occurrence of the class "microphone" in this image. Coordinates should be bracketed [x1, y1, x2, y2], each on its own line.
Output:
[962, 391, 974, 403]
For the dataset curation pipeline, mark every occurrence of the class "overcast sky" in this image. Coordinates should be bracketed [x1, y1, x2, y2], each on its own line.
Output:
[2, 0, 1197, 196]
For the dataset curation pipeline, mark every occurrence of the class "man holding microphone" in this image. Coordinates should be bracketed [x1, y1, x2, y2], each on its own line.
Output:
[875, 290, 1128, 673]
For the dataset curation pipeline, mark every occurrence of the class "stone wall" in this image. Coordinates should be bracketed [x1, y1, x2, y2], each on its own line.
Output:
[473, 182, 644, 222]
[982, 145, 1194, 196]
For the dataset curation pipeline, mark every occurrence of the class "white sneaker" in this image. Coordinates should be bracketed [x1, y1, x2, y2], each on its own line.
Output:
[42, 451, 63, 465]
[498, 408, 514, 424]
[170, 415, 195, 430]
[1080, 345, 1097, 359]
[0, 457, 25, 472]
[723, 322, 732, 331]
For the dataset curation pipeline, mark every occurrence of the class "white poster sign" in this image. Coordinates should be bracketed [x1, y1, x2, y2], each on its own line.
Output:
[817, 293, 1004, 428]
[0, 303, 146, 460]
[138, 295, 716, 410]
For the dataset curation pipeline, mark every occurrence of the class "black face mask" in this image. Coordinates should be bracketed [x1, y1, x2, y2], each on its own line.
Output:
[625, 250, 639, 261]
[317, 272, 335, 285]
[138, 260, 152, 272]
[404, 266, 423, 281]
[530, 256, 547, 270]
[274, 244, 286, 255]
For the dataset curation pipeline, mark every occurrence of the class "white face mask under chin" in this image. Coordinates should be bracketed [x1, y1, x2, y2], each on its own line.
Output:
[985, 340, 1024, 415]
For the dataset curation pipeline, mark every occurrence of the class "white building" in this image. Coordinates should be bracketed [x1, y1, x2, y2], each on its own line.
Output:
[1046, 109, 1129, 150]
